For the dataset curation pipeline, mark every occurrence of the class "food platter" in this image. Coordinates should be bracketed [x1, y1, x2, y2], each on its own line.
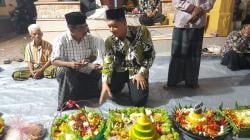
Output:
[0, 113, 4, 139]
[105, 107, 179, 140]
[223, 107, 250, 138]
[51, 100, 106, 140]
[173, 104, 231, 140]
[51, 108, 105, 140]
[174, 118, 230, 140]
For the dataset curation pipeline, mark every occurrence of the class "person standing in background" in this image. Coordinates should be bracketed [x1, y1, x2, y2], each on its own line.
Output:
[164, 0, 215, 89]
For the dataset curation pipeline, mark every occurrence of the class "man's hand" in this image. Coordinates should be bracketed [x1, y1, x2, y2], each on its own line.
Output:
[191, 6, 204, 17]
[33, 69, 43, 79]
[132, 73, 147, 90]
[146, 11, 155, 17]
[189, 6, 205, 24]
[80, 59, 90, 64]
[94, 64, 103, 71]
[189, 16, 200, 24]
[99, 82, 112, 104]
[69, 61, 86, 70]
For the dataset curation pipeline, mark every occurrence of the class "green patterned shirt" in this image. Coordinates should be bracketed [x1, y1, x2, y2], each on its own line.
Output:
[102, 26, 155, 83]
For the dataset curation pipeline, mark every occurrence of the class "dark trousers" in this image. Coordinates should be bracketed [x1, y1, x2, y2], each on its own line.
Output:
[110, 71, 149, 106]
[80, 0, 99, 17]
[56, 67, 101, 109]
[221, 50, 250, 71]
[167, 27, 204, 86]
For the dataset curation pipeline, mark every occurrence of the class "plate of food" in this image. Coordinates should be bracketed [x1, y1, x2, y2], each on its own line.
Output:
[51, 100, 106, 140]
[4, 122, 46, 140]
[0, 114, 5, 139]
[105, 107, 179, 140]
[223, 105, 250, 138]
[173, 103, 231, 140]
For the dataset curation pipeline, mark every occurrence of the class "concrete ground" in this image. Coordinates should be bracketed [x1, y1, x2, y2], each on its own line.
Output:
[0, 32, 226, 64]
[0, 17, 227, 63]
[0, 33, 29, 64]
[0, 55, 250, 140]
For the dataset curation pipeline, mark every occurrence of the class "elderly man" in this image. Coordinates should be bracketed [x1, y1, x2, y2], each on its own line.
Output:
[12, 24, 56, 80]
[51, 12, 104, 110]
[221, 23, 250, 70]
[99, 8, 155, 106]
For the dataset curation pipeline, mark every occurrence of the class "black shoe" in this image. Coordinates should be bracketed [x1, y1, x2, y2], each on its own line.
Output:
[185, 84, 199, 89]
[163, 84, 176, 90]
[163, 85, 169, 90]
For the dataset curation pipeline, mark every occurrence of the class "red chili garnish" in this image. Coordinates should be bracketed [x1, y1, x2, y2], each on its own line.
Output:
[91, 126, 97, 131]
[81, 127, 87, 136]
[208, 123, 219, 131]
[220, 118, 227, 126]
[66, 100, 76, 108]
[154, 123, 162, 135]
[195, 125, 204, 132]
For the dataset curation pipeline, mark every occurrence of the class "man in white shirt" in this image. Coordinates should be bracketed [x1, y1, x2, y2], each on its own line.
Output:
[51, 12, 104, 110]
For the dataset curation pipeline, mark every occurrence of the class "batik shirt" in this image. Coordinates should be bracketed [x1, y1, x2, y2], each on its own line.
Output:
[102, 26, 155, 83]
[139, 0, 161, 13]
[221, 31, 250, 55]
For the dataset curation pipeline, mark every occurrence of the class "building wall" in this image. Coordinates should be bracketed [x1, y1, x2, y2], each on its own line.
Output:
[0, 0, 16, 16]
[161, 0, 234, 36]
[0, 0, 16, 34]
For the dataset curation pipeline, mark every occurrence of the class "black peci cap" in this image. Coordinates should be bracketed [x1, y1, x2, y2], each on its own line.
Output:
[65, 12, 86, 25]
[106, 8, 125, 20]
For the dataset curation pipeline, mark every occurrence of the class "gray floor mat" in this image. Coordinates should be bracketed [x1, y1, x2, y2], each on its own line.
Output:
[0, 56, 249, 139]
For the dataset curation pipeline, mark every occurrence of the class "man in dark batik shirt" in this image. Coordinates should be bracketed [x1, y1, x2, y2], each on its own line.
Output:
[99, 8, 155, 106]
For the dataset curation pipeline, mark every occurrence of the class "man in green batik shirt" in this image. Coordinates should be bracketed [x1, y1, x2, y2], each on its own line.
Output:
[99, 8, 155, 106]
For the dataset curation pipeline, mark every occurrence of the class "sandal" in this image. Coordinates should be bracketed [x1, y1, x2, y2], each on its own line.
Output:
[3, 59, 11, 64]
[13, 57, 24, 62]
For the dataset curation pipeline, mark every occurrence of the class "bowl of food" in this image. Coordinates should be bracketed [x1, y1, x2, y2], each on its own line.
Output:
[0, 114, 5, 139]
[223, 105, 250, 138]
[105, 107, 179, 140]
[4, 122, 46, 140]
[173, 103, 231, 140]
[50, 100, 106, 140]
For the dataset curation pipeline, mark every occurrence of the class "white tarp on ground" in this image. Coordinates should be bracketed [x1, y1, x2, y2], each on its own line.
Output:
[0, 56, 250, 139]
